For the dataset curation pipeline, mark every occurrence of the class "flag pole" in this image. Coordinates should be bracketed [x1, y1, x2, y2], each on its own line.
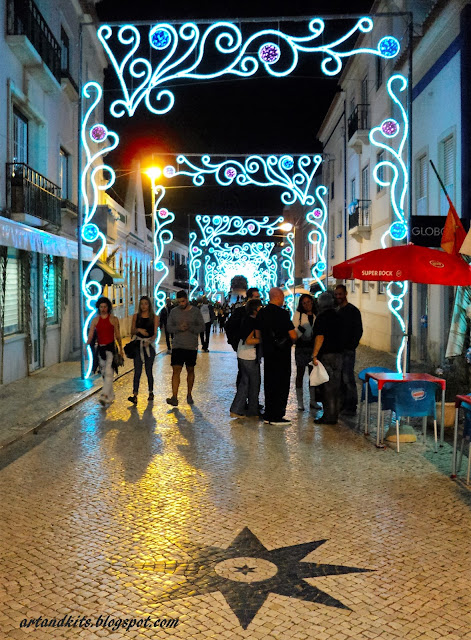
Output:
[429, 159, 452, 203]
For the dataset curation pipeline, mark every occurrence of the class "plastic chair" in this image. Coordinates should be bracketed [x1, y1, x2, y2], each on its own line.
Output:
[457, 400, 471, 485]
[386, 381, 438, 453]
[358, 367, 395, 432]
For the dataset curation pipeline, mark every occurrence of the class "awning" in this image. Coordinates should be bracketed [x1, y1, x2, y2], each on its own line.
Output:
[89, 261, 124, 286]
[0, 216, 93, 260]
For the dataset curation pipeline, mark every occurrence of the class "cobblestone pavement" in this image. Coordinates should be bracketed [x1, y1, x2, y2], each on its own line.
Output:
[1, 334, 471, 639]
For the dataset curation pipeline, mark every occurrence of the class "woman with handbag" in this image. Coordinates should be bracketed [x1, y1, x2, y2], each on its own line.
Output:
[127, 296, 158, 404]
[229, 298, 262, 418]
[86, 296, 124, 407]
[293, 294, 319, 411]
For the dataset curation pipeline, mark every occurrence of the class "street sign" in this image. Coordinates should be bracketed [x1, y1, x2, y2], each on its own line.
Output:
[410, 216, 470, 247]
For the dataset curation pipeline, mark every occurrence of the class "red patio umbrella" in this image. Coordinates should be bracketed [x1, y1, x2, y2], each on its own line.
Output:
[332, 244, 471, 286]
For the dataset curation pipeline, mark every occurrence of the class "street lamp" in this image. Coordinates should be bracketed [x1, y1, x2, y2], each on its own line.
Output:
[145, 166, 162, 299]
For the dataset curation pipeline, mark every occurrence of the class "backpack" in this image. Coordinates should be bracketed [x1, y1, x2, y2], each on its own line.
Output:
[225, 307, 245, 351]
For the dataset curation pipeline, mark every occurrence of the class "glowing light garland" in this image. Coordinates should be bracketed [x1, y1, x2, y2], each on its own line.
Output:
[152, 187, 175, 329]
[80, 82, 119, 378]
[97, 19, 400, 117]
[370, 74, 409, 372]
[166, 154, 326, 300]
[188, 215, 288, 304]
[80, 17, 404, 376]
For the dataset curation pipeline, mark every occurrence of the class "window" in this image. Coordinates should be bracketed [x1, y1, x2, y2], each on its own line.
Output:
[377, 151, 385, 192]
[350, 279, 355, 294]
[361, 165, 370, 200]
[13, 108, 28, 164]
[43, 257, 58, 324]
[378, 281, 386, 295]
[350, 96, 355, 116]
[416, 154, 428, 214]
[4, 250, 21, 335]
[440, 135, 454, 215]
[361, 75, 368, 105]
[59, 148, 69, 199]
[169, 250, 175, 266]
[119, 285, 123, 305]
[376, 56, 383, 90]
[61, 27, 70, 73]
[351, 178, 356, 201]
[330, 217, 335, 260]
[362, 280, 369, 294]
[330, 181, 335, 200]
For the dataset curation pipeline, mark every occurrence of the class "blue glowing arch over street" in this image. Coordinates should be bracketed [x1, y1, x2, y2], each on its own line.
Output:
[79, 15, 405, 376]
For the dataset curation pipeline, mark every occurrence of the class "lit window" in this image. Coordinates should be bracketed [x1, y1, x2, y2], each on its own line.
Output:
[44, 256, 58, 324]
[4, 250, 22, 334]
[362, 280, 369, 294]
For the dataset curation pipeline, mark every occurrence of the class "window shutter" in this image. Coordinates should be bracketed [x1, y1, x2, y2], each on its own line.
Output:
[441, 137, 454, 214]
[4, 254, 20, 334]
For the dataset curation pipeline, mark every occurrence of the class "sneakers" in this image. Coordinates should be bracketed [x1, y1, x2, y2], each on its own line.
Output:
[166, 396, 178, 406]
[187, 395, 194, 405]
[230, 411, 245, 418]
[264, 418, 291, 426]
[128, 395, 138, 405]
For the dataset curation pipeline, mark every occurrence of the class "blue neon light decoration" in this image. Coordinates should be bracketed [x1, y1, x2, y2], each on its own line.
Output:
[80, 81, 119, 378]
[306, 186, 328, 294]
[152, 187, 175, 323]
[96, 19, 400, 117]
[370, 74, 409, 371]
[187, 215, 292, 303]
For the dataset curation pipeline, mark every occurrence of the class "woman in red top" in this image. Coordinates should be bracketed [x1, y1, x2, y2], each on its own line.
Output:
[86, 297, 123, 406]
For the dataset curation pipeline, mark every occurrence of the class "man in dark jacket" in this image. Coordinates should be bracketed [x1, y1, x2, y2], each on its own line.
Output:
[256, 287, 297, 426]
[334, 284, 363, 415]
[312, 292, 345, 425]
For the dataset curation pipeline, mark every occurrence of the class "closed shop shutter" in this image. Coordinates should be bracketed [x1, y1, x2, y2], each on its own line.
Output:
[4, 251, 20, 334]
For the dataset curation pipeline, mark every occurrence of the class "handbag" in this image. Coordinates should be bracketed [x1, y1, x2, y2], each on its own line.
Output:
[124, 339, 138, 359]
[309, 360, 330, 386]
[113, 352, 124, 368]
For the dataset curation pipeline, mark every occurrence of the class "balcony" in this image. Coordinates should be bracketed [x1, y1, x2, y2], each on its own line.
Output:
[6, 0, 61, 94]
[348, 199, 371, 240]
[6, 163, 61, 229]
[61, 198, 78, 216]
[347, 104, 370, 154]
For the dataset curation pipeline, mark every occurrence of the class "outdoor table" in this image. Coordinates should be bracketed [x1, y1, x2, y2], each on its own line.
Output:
[452, 394, 471, 477]
[364, 372, 446, 448]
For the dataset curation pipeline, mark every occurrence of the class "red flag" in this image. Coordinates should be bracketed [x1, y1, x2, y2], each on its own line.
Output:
[441, 197, 466, 254]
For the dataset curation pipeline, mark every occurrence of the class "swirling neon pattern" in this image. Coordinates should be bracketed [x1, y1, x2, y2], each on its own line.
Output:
[370, 74, 409, 371]
[97, 19, 400, 117]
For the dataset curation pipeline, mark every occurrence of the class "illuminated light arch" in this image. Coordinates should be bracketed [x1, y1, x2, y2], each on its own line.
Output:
[369, 74, 409, 371]
[80, 16, 404, 377]
[188, 215, 286, 304]
[96, 20, 400, 117]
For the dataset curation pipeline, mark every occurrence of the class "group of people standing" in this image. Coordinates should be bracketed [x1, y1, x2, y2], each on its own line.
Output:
[85, 283, 362, 425]
[228, 284, 362, 426]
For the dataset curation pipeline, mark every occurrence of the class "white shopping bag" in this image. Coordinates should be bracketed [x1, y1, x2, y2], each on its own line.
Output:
[309, 360, 329, 386]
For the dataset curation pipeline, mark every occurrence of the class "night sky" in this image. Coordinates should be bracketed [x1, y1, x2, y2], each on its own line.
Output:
[95, 1, 374, 235]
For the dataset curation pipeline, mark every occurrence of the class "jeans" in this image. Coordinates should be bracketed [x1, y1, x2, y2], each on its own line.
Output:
[230, 359, 261, 416]
[133, 346, 155, 394]
[200, 322, 212, 349]
[98, 350, 115, 402]
[341, 349, 358, 411]
[318, 352, 342, 422]
[263, 351, 291, 422]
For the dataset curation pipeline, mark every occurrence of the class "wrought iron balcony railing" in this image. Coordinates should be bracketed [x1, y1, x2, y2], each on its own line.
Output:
[348, 199, 371, 229]
[6, 163, 61, 228]
[348, 104, 369, 140]
[7, 0, 61, 83]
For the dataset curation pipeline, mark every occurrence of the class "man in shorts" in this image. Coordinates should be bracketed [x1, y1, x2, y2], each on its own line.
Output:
[166, 290, 205, 406]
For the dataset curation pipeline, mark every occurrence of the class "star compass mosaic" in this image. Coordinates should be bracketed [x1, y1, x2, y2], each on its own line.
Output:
[143, 527, 372, 629]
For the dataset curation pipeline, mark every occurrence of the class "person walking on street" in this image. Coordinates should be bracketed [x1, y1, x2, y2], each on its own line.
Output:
[312, 292, 345, 425]
[225, 288, 261, 351]
[293, 294, 319, 411]
[199, 296, 215, 352]
[166, 290, 205, 406]
[256, 287, 297, 426]
[159, 299, 173, 353]
[86, 296, 124, 407]
[229, 298, 262, 419]
[334, 284, 363, 415]
[128, 296, 159, 404]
